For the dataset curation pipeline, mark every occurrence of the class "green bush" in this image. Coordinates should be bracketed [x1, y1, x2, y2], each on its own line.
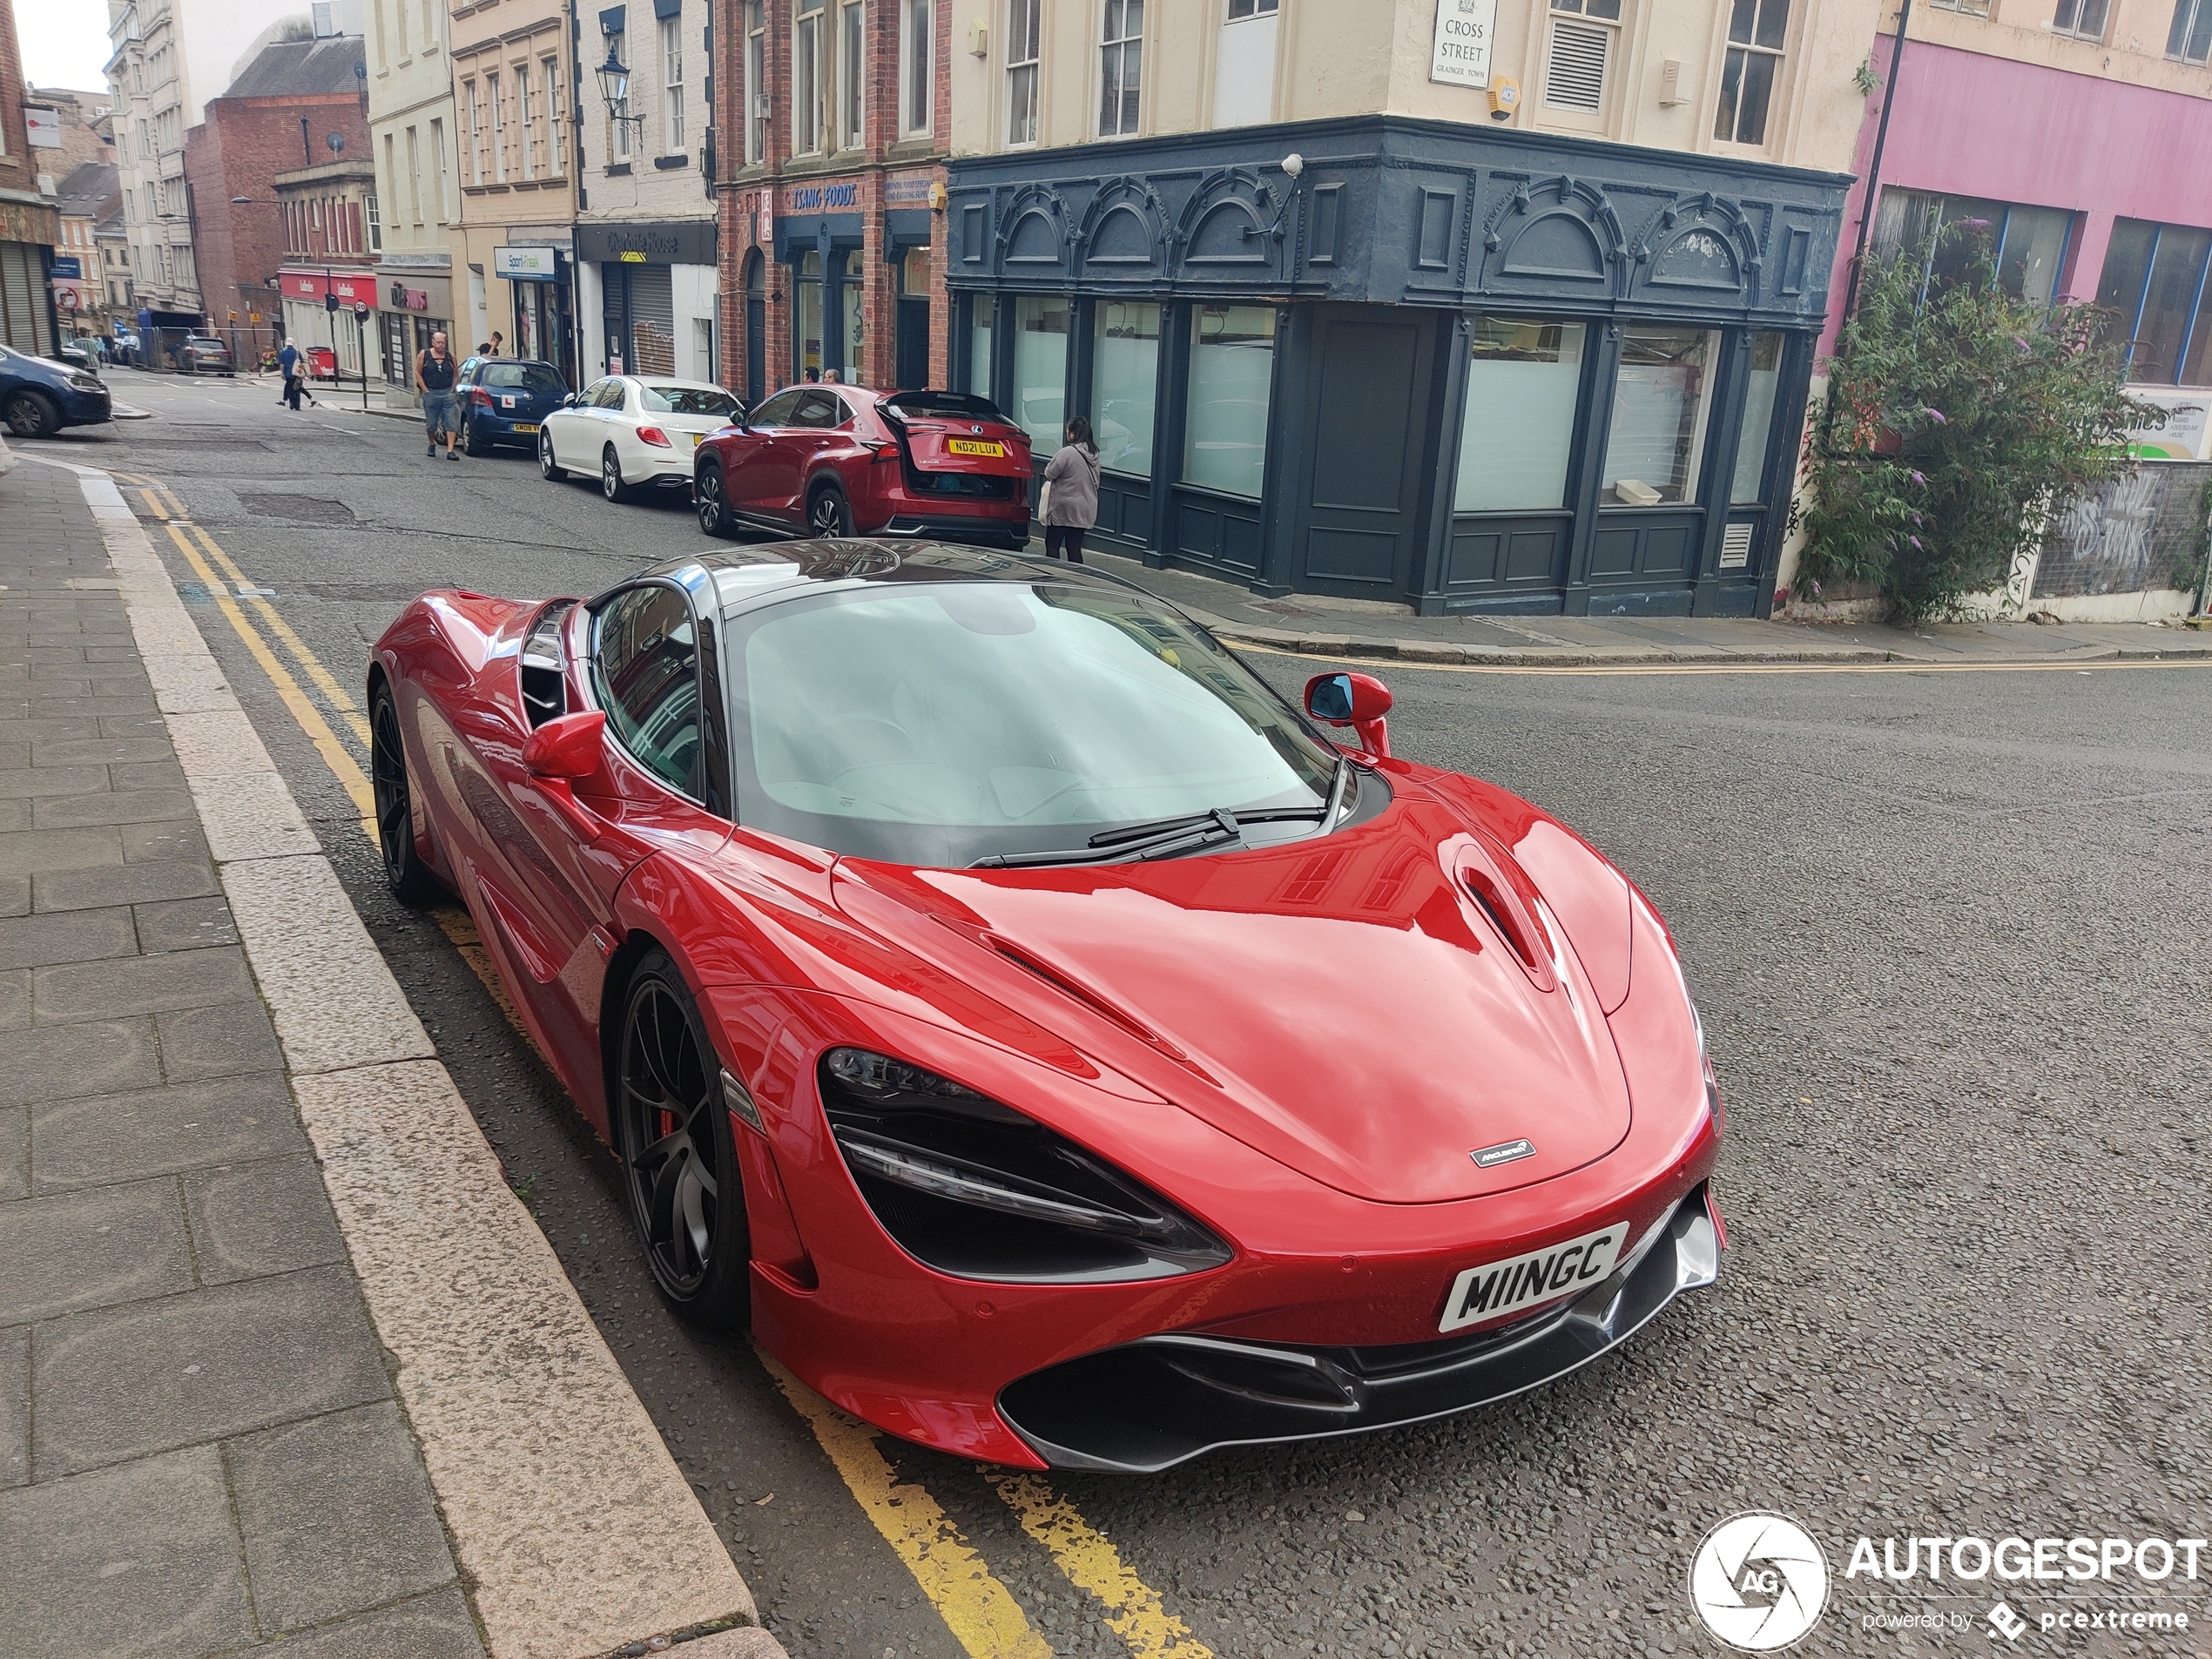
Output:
[1799, 226, 2160, 621]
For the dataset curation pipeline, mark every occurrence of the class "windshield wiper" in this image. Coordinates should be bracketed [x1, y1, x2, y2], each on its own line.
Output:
[971, 772, 1349, 871]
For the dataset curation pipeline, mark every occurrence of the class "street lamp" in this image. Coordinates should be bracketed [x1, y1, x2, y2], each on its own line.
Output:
[597, 48, 645, 140]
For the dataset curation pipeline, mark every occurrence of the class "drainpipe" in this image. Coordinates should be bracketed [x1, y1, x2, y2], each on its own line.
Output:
[1838, 0, 1913, 333]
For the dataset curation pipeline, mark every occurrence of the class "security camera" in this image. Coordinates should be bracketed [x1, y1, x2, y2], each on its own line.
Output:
[1281, 152, 1305, 179]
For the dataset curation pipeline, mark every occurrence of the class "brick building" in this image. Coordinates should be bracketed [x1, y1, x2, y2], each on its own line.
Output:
[715, 0, 953, 405]
[182, 36, 372, 367]
[1, 0, 63, 355]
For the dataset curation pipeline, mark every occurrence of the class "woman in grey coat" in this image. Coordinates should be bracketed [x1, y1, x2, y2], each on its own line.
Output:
[1041, 416, 1102, 563]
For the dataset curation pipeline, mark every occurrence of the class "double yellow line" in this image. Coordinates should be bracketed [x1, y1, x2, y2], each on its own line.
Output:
[115, 467, 1214, 1659]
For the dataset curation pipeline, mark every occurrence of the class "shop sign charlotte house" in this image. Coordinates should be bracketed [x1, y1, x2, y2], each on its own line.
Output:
[1431, 0, 1499, 86]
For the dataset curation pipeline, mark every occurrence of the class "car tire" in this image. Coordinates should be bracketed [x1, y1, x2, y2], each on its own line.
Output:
[369, 682, 444, 907]
[806, 482, 853, 538]
[2, 389, 59, 440]
[696, 463, 732, 537]
[539, 429, 566, 482]
[615, 950, 751, 1328]
[462, 417, 489, 458]
[601, 445, 629, 503]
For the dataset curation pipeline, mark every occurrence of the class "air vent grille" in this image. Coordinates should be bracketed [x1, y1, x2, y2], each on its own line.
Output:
[1719, 521, 1754, 570]
[1544, 20, 1610, 111]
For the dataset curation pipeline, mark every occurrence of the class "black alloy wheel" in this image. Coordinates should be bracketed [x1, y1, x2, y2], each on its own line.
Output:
[539, 428, 566, 481]
[808, 483, 853, 537]
[617, 953, 750, 1325]
[3, 389, 58, 440]
[696, 463, 731, 536]
[601, 445, 628, 503]
[369, 684, 442, 905]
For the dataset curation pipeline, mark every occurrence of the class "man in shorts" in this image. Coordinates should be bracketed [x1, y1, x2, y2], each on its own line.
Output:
[415, 331, 462, 460]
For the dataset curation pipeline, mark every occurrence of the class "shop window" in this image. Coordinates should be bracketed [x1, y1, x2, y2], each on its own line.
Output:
[1100, 0, 1142, 138]
[968, 293, 994, 395]
[1013, 294, 1069, 448]
[795, 0, 824, 154]
[1184, 304, 1275, 498]
[2168, 0, 2212, 61]
[1453, 316, 1584, 514]
[1215, 0, 1277, 127]
[1543, 0, 1617, 114]
[1093, 300, 1160, 475]
[1872, 189, 2073, 307]
[1602, 326, 1718, 506]
[1715, 0, 1789, 145]
[2052, 0, 2108, 38]
[1008, 0, 1041, 144]
[798, 251, 824, 378]
[838, 0, 863, 150]
[902, 0, 933, 133]
[1730, 332, 1785, 505]
[2095, 219, 2212, 386]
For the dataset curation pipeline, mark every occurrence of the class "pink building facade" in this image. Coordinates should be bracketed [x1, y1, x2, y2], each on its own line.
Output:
[1824, 36, 2212, 458]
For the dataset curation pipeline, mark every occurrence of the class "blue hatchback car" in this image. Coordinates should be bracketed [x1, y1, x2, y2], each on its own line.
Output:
[456, 358, 569, 456]
[1, 344, 112, 439]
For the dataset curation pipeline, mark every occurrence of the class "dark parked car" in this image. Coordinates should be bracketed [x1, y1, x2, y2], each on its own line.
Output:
[692, 387, 1033, 547]
[457, 357, 570, 456]
[179, 335, 235, 375]
[0, 344, 113, 438]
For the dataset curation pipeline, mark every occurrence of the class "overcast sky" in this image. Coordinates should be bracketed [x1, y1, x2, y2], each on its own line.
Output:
[15, 7, 114, 91]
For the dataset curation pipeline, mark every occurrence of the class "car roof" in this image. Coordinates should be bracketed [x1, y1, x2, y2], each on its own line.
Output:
[626, 541, 1146, 621]
[631, 375, 729, 390]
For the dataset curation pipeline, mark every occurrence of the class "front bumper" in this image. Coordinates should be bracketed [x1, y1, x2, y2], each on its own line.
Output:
[997, 1183, 1722, 1472]
[57, 387, 113, 426]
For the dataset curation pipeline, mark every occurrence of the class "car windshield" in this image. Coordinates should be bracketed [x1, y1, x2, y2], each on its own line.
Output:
[725, 582, 1342, 867]
[642, 383, 741, 416]
[880, 390, 1008, 423]
[481, 361, 565, 392]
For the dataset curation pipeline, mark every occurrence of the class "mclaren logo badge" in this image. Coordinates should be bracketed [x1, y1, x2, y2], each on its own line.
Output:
[1472, 1138, 1536, 1169]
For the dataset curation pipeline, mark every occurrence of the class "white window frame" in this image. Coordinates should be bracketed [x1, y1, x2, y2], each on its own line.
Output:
[430, 117, 451, 217]
[900, 0, 932, 135]
[488, 71, 506, 181]
[1099, 0, 1141, 138]
[837, 0, 864, 151]
[662, 15, 686, 153]
[608, 30, 632, 161]
[745, 0, 766, 161]
[543, 59, 564, 175]
[794, 0, 824, 154]
[1007, 0, 1041, 145]
[1714, 0, 1789, 145]
[516, 64, 536, 179]
[2052, 0, 2109, 37]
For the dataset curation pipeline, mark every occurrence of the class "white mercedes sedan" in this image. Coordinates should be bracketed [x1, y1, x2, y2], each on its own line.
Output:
[539, 376, 745, 502]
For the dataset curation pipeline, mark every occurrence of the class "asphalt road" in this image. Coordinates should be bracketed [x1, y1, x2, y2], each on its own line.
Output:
[37, 368, 2212, 1658]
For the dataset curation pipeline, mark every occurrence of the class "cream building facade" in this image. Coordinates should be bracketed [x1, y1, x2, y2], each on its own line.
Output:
[447, 0, 579, 379]
[941, 0, 1881, 617]
[367, 0, 462, 403]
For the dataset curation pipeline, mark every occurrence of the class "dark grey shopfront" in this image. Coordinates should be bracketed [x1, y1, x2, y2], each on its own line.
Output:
[945, 118, 1848, 617]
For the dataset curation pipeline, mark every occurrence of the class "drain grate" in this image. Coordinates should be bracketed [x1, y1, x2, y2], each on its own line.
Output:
[237, 493, 358, 523]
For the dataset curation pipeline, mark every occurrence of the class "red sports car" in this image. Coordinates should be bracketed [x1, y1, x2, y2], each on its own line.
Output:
[692, 387, 1034, 549]
[368, 544, 1723, 1472]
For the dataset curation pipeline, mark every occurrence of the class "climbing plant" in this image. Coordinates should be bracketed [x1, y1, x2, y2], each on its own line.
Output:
[1799, 226, 2158, 621]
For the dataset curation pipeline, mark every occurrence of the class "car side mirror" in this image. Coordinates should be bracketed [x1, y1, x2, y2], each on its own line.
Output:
[522, 709, 606, 779]
[1305, 671, 1393, 759]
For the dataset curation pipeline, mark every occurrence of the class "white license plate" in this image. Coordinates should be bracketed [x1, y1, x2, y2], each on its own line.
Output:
[1438, 1221, 1627, 1333]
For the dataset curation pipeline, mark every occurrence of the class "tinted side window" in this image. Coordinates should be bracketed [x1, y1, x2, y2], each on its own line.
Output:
[792, 390, 847, 428]
[750, 389, 803, 427]
[593, 380, 631, 410]
[591, 584, 703, 798]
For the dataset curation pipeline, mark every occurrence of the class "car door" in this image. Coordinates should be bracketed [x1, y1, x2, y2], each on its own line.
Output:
[784, 391, 853, 507]
[550, 380, 600, 467]
[726, 388, 804, 516]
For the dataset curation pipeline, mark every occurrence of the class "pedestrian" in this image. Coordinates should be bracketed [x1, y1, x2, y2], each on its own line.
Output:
[489, 331, 504, 356]
[276, 340, 305, 410]
[475, 342, 491, 357]
[416, 330, 462, 461]
[803, 366, 820, 382]
[822, 368, 841, 385]
[1040, 416, 1101, 564]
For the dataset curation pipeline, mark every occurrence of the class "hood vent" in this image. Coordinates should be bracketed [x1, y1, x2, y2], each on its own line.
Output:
[1459, 860, 1557, 993]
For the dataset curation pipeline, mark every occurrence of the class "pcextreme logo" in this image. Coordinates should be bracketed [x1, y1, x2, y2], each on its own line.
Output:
[1688, 1513, 1831, 1651]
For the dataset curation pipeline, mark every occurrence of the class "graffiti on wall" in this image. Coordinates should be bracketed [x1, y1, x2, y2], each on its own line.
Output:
[2034, 462, 2211, 599]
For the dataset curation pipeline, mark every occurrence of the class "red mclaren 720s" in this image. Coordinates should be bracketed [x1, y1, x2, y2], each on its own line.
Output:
[368, 543, 1723, 1473]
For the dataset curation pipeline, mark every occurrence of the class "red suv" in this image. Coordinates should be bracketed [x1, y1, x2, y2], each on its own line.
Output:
[692, 386, 1033, 548]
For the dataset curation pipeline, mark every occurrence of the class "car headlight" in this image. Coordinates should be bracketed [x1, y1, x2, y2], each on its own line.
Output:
[1689, 998, 1724, 1134]
[819, 1047, 1232, 1285]
[67, 373, 105, 394]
